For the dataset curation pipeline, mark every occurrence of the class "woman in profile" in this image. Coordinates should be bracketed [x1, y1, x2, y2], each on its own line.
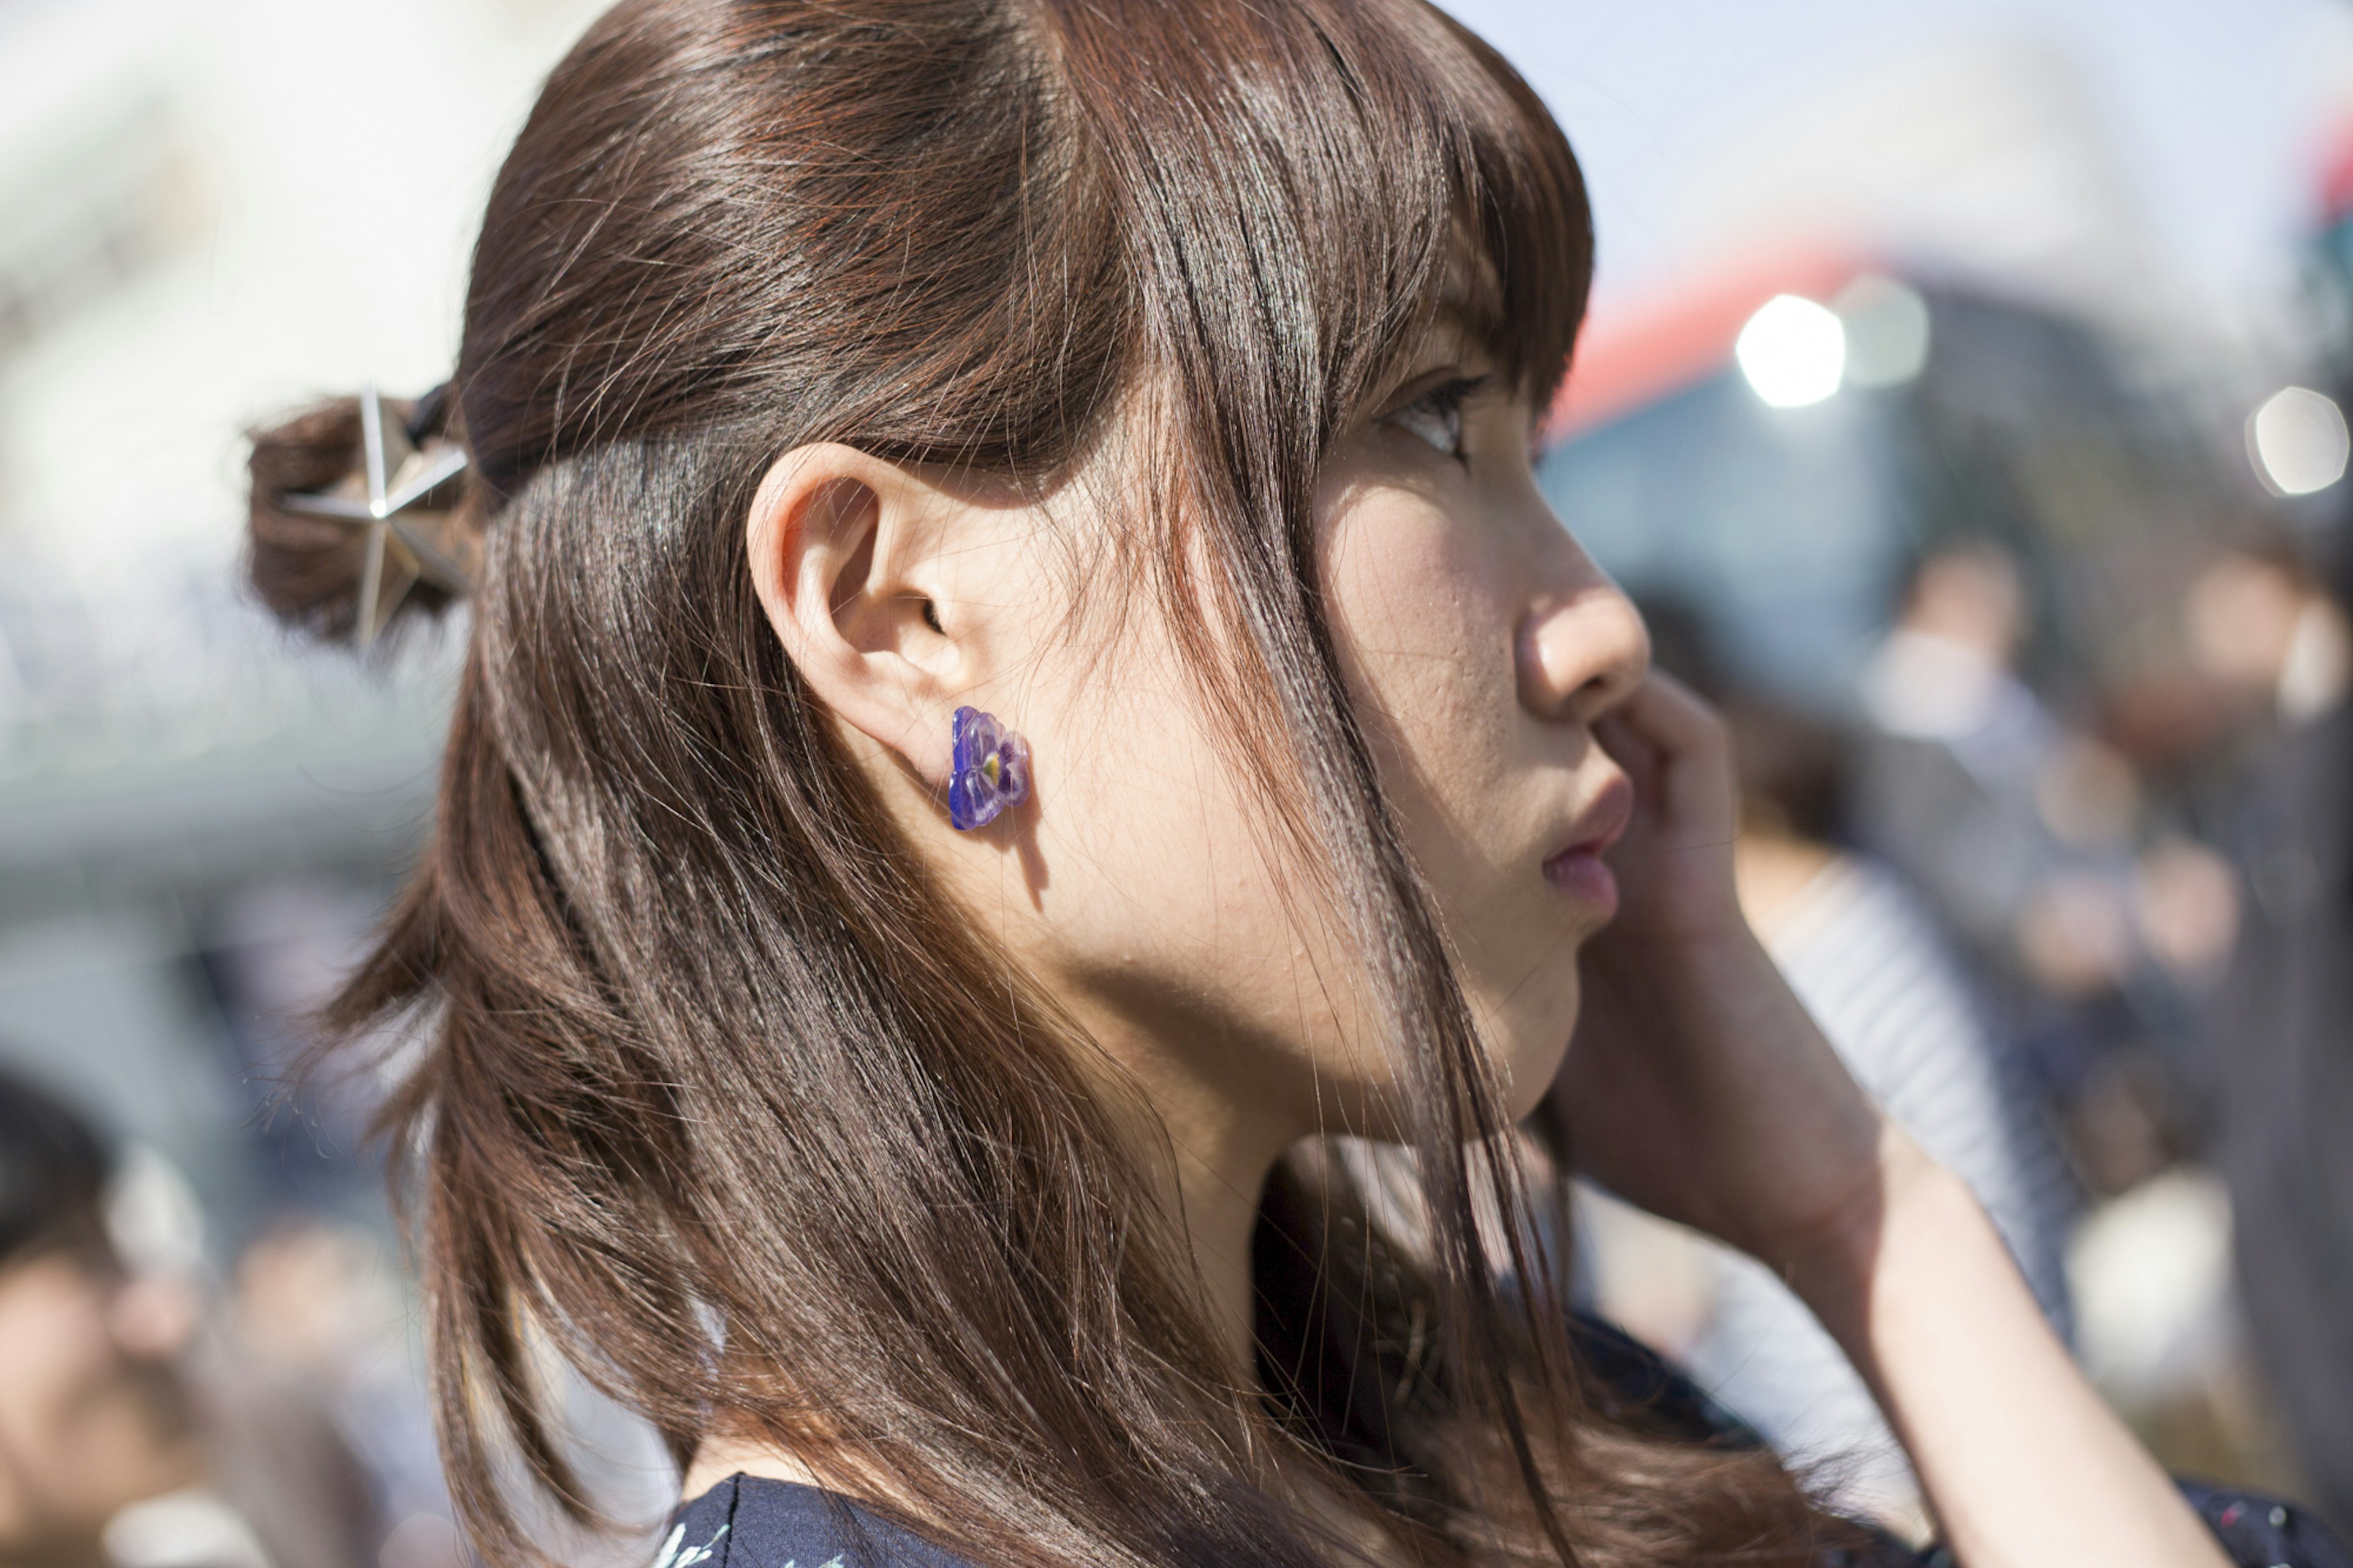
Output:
[244, 3, 2335, 1566]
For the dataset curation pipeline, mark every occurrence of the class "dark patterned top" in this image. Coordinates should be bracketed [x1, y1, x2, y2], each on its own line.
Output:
[658, 1474, 961, 1568]
[661, 1319, 2350, 1568]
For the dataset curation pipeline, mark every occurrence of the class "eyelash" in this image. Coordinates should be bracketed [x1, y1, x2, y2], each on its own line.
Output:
[1387, 377, 1485, 461]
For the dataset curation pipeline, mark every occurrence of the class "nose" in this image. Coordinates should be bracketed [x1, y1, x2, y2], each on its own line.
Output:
[1517, 558, 1648, 727]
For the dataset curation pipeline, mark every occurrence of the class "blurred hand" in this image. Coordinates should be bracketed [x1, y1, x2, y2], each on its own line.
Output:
[1548, 673, 1892, 1284]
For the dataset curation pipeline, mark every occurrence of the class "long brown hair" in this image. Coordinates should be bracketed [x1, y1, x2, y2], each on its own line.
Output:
[245, 2, 1863, 1564]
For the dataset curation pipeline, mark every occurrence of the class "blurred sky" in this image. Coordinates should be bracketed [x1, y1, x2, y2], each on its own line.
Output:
[1454, 0, 2353, 326]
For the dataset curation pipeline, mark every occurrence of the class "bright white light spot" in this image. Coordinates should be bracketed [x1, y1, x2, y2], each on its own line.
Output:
[1836, 274, 1931, 388]
[1735, 295, 1846, 408]
[2249, 387, 2350, 496]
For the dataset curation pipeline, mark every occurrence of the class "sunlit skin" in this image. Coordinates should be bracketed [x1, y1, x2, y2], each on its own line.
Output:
[704, 319, 2237, 1568]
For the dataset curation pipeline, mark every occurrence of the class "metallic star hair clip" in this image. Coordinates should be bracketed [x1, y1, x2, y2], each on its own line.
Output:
[278, 384, 474, 647]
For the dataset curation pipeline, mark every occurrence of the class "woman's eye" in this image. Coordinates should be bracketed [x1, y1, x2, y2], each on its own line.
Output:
[1386, 378, 1481, 460]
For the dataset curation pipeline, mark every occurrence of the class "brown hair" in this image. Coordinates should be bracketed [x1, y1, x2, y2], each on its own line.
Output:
[246, 2, 1863, 1564]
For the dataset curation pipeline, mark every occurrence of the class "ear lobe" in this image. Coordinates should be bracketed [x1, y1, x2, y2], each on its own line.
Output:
[746, 444, 961, 782]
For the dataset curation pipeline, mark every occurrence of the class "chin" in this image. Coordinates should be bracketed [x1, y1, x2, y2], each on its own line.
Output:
[1488, 987, 1580, 1123]
[1496, 1021, 1572, 1116]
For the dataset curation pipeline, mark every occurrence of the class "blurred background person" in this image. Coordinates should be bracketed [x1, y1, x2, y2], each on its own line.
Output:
[2193, 538, 2353, 1536]
[0, 1065, 381, 1568]
[1849, 540, 2245, 1194]
[1854, 540, 2142, 1018]
[0, 1065, 206, 1568]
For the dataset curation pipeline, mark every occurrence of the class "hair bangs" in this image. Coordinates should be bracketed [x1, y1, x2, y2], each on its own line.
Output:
[1427, 9, 1594, 411]
[1044, 0, 1590, 452]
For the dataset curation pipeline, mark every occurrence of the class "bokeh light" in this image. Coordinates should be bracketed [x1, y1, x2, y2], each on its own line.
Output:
[1735, 294, 1847, 408]
[2246, 385, 2350, 496]
[1836, 275, 1932, 388]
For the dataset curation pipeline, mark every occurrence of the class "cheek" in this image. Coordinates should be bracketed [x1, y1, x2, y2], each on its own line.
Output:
[1322, 499, 1517, 809]
[946, 585, 1392, 1123]
[1320, 484, 1589, 1093]
[1321, 479, 1534, 906]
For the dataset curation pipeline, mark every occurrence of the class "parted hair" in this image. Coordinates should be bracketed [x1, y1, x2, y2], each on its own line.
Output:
[244, 3, 1867, 1565]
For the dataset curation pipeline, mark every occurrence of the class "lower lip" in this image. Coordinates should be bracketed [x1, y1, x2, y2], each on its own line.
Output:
[1543, 846, 1619, 918]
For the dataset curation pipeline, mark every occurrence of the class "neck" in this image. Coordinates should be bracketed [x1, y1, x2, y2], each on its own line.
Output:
[683, 1018, 1295, 1505]
[1057, 991, 1305, 1382]
[1150, 1088, 1286, 1381]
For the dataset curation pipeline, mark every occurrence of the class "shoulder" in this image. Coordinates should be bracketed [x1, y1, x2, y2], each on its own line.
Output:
[661, 1474, 977, 1568]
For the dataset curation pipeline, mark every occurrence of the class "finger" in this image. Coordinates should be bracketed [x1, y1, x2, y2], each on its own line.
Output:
[1593, 709, 1663, 798]
[1608, 674, 1735, 837]
[1614, 670, 1726, 759]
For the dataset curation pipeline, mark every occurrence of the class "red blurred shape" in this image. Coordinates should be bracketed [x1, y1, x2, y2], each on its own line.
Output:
[2322, 116, 2353, 224]
[1544, 245, 1867, 444]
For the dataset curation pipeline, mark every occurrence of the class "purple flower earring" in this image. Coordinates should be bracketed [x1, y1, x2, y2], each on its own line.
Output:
[947, 706, 1031, 831]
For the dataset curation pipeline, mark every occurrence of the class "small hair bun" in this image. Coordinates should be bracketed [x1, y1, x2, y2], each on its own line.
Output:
[245, 385, 480, 648]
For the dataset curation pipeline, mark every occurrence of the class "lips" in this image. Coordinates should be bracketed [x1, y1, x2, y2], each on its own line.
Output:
[1541, 775, 1632, 917]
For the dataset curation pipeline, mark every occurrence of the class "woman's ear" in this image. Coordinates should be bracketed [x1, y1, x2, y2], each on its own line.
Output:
[745, 444, 966, 782]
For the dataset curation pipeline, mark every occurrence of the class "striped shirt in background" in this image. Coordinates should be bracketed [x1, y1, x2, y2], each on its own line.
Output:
[1681, 855, 2078, 1520]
